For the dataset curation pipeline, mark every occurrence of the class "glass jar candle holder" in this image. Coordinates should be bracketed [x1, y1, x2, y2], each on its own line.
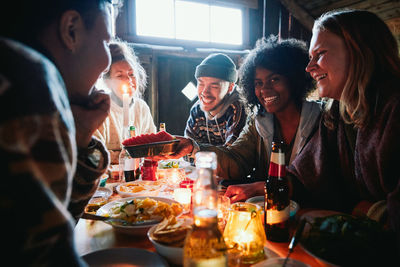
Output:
[165, 168, 186, 187]
[173, 188, 191, 214]
[223, 202, 266, 265]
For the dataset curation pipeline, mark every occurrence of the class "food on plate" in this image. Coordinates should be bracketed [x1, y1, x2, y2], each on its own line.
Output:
[151, 216, 192, 247]
[301, 214, 395, 266]
[159, 160, 180, 169]
[85, 197, 108, 213]
[85, 187, 112, 213]
[117, 181, 163, 195]
[106, 197, 183, 224]
[122, 131, 175, 146]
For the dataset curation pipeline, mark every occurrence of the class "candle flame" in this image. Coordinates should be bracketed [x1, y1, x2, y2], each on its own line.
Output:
[122, 84, 128, 94]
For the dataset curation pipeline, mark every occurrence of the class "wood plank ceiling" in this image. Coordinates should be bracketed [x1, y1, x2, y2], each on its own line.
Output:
[278, 0, 400, 45]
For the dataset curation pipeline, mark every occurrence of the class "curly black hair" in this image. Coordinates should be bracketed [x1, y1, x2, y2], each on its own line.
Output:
[238, 35, 315, 114]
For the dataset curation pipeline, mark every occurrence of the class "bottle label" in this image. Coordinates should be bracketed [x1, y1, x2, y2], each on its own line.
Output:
[124, 158, 135, 170]
[268, 161, 286, 177]
[266, 205, 290, 224]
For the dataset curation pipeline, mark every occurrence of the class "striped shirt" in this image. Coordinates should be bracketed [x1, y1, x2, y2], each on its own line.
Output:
[0, 38, 109, 266]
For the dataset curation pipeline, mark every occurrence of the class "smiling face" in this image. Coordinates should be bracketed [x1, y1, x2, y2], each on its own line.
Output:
[197, 76, 233, 113]
[104, 60, 137, 99]
[306, 29, 349, 100]
[254, 67, 295, 114]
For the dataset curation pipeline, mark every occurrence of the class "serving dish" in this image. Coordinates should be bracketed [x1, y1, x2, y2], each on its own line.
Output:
[299, 213, 394, 267]
[124, 139, 180, 158]
[115, 180, 167, 197]
[96, 196, 182, 235]
[147, 218, 192, 266]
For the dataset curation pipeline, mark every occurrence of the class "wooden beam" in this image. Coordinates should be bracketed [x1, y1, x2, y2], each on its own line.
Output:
[386, 17, 400, 35]
[279, 0, 315, 31]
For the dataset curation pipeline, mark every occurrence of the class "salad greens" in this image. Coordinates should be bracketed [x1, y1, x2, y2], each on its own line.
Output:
[159, 161, 180, 169]
[301, 214, 395, 266]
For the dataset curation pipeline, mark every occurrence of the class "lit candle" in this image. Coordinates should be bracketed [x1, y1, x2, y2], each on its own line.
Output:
[170, 170, 180, 184]
[173, 188, 191, 213]
[122, 84, 129, 128]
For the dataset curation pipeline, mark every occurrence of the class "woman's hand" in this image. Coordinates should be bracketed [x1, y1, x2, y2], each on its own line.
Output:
[224, 181, 265, 203]
[71, 89, 110, 148]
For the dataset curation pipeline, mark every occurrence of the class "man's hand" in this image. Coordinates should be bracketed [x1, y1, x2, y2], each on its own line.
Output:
[71, 89, 110, 148]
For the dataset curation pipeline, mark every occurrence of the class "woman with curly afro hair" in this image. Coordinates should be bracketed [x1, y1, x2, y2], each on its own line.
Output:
[221, 36, 322, 202]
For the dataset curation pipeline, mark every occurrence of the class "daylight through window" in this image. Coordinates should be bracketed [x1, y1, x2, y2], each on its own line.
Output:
[135, 0, 242, 45]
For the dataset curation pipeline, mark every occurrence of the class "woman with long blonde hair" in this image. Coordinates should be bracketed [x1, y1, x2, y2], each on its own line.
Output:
[288, 9, 400, 259]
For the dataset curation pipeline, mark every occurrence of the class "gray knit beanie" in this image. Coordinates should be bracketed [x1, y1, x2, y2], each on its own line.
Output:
[195, 53, 238, 83]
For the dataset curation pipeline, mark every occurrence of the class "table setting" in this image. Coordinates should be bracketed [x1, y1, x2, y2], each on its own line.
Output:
[76, 170, 327, 266]
[75, 132, 365, 267]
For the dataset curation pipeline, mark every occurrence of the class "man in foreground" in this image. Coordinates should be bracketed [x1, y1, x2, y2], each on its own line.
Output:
[0, 0, 121, 265]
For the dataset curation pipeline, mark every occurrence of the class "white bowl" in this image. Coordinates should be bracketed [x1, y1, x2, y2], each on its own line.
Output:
[147, 218, 192, 265]
[96, 196, 181, 236]
[147, 225, 184, 265]
[245, 196, 299, 217]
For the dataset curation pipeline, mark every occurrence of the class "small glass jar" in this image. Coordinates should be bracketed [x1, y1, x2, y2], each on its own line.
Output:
[223, 202, 266, 265]
[141, 159, 158, 181]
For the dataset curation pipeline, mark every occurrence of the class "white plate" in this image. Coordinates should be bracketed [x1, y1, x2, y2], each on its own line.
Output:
[82, 247, 168, 267]
[245, 196, 299, 217]
[158, 159, 190, 169]
[96, 196, 181, 235]
[115, 180, 167, 198]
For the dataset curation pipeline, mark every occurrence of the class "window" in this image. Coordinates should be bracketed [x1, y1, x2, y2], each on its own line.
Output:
[135, 0, 243, 46]
[181, 81, 197, 101]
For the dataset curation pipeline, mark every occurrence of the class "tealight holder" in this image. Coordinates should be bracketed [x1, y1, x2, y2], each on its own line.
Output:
[223, 202, 266, 265]
[173, 188, 191, 214]
[166, 168, 186, 188]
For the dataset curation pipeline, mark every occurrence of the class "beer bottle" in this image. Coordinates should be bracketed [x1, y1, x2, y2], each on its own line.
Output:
[183, 151, 227, 267]
[264, 141, 290, 242]
[119, 125, 136, 182]
[159, 122, 166, 132]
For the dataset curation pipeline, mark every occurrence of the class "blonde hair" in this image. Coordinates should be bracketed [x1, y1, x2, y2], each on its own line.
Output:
[314, 9, 400, 129]
[103, 38, 147, 98]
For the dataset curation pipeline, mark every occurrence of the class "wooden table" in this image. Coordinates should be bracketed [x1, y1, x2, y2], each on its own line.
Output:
[74, 184, 330, 267]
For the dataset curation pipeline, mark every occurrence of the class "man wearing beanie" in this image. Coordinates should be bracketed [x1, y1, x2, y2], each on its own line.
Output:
[184, 53, 247, 146]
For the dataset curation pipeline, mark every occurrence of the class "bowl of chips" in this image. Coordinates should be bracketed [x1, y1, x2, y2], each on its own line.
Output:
[148, 216, 192, 265]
